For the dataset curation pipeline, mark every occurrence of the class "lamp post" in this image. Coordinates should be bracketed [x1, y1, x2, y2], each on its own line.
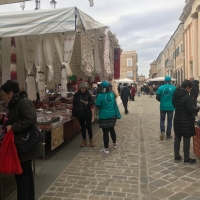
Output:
[50, 0, 57, 9]
[35, 0, 41, 10]
[20, 2, 25, 10]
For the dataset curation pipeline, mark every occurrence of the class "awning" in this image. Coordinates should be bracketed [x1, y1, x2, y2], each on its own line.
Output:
[0, 7, 106, 37]
[115, 78, 134, 83]
[0, 0, 31, 5]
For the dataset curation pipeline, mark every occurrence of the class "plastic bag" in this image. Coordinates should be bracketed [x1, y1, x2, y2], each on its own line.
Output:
[0, 129, 23, 174]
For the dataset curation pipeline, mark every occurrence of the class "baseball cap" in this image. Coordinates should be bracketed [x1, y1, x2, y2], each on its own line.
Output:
[164, 76, 171, 82]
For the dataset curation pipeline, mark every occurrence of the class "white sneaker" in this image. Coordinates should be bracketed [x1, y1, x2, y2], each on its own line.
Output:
[113, 143, 118, 149]
[100, 149, 109, 154]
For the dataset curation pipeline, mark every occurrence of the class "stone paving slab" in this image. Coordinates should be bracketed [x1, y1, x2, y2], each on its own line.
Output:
[39, 95, 200, 200]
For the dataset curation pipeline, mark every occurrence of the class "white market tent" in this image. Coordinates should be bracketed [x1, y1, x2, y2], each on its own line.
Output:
[115, 78, 134, 84]
[149, 77, 176, 82]
[0, 0, 31, 4]
[0, 7, 120, 100]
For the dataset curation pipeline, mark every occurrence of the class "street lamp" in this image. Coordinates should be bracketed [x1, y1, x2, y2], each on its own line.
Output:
[20, 2, 25, 10]
[50, 0, 57, 9]
[35, 0, 41, 10]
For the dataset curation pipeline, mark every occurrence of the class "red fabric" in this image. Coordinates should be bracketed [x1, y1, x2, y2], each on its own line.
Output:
[10, 37, 17, 82]
[0, 129, 23, 175]
[11, 53, 17, 63]
[114, 48, 121, 79]
[131, 87, 136, 96]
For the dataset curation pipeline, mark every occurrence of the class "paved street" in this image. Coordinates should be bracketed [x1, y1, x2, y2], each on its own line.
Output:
[39, 95, 200, 200]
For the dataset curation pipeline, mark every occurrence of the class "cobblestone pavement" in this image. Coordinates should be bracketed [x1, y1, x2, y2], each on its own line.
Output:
[39, 95, 200, 200]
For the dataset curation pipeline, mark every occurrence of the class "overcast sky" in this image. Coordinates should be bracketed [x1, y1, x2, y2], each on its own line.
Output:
[0, 0, 186, 77]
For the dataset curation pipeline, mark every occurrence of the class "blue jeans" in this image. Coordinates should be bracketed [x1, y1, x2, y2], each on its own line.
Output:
[160, 111, 174, 136]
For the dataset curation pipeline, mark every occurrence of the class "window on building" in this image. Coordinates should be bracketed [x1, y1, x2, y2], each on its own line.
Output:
[126, 71, 133, 78]
[127, 58, 132, 67]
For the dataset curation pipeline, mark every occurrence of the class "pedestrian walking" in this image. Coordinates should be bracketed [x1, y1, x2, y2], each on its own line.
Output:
[173, 80, 199, 164]
[149, 85, 154, 97]
[0, 80, 43, 200]
[156, 76, 176, 140]
[120, 83, 131, 114]
[73, 82, 95, 147]
[95, 81, 121, 154]
[131, 85, 136, 101]
[190, 76, 199, 116]
[137, 84, 141, 97]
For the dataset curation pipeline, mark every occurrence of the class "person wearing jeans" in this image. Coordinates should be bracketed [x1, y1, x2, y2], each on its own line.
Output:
[160, 111, 173, 137]
[172, 80, 199, 164]
[156, 76, 176, 140]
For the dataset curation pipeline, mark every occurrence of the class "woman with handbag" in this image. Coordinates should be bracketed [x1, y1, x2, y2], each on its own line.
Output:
[95, 81, 121, 154]
[0, 80, 43, 200]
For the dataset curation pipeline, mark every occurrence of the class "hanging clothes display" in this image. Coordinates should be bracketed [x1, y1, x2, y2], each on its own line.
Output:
[109, 39, 114, 77]
[114, 48, 121, 79]
[43, 34, 54, 82]
[103, 28, 112, 77]
[98, 37, 105, 80]
[34, 35, 46, 101]
[20, 36, 37, 100]
[70, 34, 87, 80]
[2, 38, 11, 84]
[10, 37, 17, 82]
[54, 31, 75, 97]
[80, 31, 94, 77]
[93, 30, 101, 77]
[15, 37, 25, 90]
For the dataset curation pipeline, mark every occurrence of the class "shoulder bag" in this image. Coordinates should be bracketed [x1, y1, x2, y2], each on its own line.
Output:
[14, 126, 42, 153]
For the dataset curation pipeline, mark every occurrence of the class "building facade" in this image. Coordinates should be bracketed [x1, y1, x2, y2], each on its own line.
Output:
[156, 52, 165, 77]
[138, 74, 146, 84]
[154, 23, 184, 84]
[149, 60, 157, 78]
[120, 51, 138, 81]
[180, 0, 199, 80]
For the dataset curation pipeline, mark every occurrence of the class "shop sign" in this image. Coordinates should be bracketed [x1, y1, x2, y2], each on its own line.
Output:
[51, 125, 64, 150]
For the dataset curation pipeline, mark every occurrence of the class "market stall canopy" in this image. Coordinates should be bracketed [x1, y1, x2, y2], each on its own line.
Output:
[0, 0, 31, 5]
[0, 7, 106, 37]
[149, 77, 176, 82]
[115, 78, 134, 84]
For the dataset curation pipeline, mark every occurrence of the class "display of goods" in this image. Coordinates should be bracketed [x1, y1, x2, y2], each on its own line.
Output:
[193, 126, 200, 159]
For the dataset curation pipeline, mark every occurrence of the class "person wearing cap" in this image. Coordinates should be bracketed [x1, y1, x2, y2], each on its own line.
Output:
[73, 82, 95, 147]
[95, 81, 121, 154]
[156, 76, 176, 140]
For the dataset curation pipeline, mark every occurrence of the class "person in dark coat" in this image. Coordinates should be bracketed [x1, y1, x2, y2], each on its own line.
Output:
[190, 76, 199, 116]
[120, 83, 131, 114]
[0, 80, 43, 200]
[73, 82, 95, 147]
[173, 80, 199, 164]
[130, 85, 136, 101]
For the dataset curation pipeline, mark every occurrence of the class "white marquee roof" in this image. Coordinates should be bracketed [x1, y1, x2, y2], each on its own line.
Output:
[0, 7, 106, 37]
[0, 0, 31, 5]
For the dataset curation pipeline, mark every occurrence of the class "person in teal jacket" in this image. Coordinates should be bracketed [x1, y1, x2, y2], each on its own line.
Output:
[96, 81, 121, 154]
[156, 76, 176, 140]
